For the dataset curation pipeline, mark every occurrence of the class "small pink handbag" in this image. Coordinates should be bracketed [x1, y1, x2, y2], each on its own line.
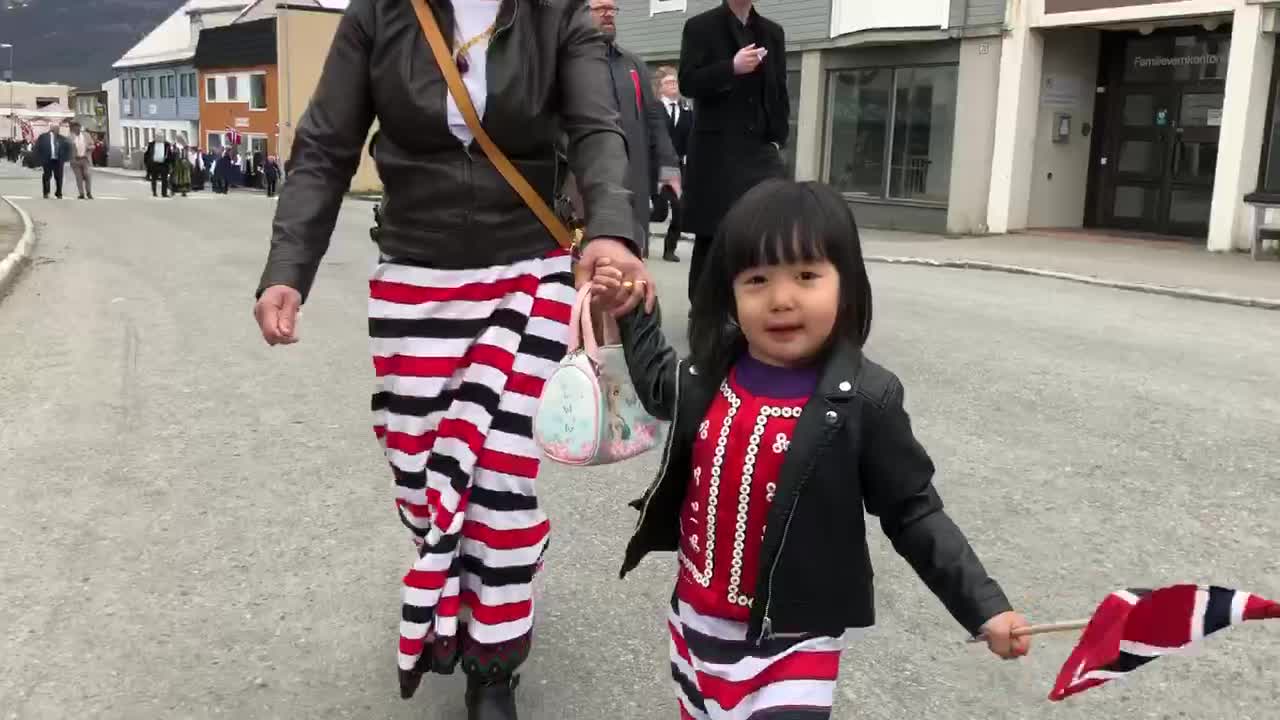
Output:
[534, 286, 663, 466]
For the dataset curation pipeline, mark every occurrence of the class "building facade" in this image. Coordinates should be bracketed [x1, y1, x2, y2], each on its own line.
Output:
[0, 81, 72, 139]
[194, 17, 279, 157]
[618, 0, 1280, 251]
[274, 1, 380, 192]
[112, 1, 249, 165]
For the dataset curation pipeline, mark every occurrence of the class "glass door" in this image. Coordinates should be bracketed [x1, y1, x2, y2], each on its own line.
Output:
[1102, 88, 1174, 231]
[1165, 90, 1222, 236]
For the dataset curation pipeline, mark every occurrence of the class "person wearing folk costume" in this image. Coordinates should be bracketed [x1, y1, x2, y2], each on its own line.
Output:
[591, 180, 1031, 719]
[251, 0, 649, 717]
[171, 143, 193, 197]
[678, 0, 790, 304]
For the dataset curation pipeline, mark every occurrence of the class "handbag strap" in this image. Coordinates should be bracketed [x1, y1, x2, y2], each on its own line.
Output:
[411, 0, 576, 250]
[566, 284, 600, 364]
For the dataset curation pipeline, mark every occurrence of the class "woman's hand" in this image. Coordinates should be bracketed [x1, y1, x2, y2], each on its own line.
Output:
[979, 611, 1032, 659]
[589, 259, 648, 318]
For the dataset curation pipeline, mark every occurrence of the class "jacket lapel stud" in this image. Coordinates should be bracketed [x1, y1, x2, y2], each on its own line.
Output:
[824, 409, 839, 425]
[838, 381, 852, 392]
[689, 365, 698, 375]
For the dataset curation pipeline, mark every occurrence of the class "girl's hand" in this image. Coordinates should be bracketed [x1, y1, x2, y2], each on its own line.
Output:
[980, 611, 1031, 659]
[589, 259, 649, 318]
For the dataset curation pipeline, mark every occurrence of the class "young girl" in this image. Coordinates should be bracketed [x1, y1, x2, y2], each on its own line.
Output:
[591, 180, 1030, 719]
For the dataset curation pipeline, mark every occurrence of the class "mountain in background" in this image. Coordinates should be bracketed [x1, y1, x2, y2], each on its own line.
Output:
[2, 0, 186, 90]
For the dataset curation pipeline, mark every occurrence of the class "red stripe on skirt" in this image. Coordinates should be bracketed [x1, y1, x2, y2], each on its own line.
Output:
[404, 567, 449, 590]
[373, 343, 516, 379]
[505, 372, 549, 398]
[668, 621, 693, 663]
[696, 650, 841, 710]
[462, 519, 550, 550]
[459, 590, 534, 625]
[530, 297, 572, 324]
[370, 276, 535, 305]
[477, 448, 540, 479]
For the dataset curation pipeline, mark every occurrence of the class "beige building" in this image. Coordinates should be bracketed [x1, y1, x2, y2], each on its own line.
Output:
[274, 2, 380, 193]
[1, 81, 73, 140]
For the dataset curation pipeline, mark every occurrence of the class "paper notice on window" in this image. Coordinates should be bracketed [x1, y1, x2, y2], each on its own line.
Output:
[1206, 108, 1222, 127]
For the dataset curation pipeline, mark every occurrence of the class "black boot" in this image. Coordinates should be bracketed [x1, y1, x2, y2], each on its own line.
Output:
[465, 671, 520, 720]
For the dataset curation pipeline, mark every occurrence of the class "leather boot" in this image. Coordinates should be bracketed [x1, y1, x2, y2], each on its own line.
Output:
[465, 671, 520, 720]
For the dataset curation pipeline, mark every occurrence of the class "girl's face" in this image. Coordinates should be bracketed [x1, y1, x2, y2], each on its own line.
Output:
[732, 259, 840, 368]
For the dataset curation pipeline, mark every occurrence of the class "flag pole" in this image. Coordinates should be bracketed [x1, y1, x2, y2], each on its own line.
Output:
[966, 619, 1089, 643]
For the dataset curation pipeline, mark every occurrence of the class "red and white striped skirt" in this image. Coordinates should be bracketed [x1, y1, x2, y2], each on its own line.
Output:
[368, 250, 574, 697]
[668, 595, 850, 720]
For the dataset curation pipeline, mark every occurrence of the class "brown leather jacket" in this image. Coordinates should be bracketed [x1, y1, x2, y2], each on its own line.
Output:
[258, 0, 634, 300]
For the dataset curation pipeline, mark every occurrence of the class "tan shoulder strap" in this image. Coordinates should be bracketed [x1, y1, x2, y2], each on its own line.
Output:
[411, 0, 576, 250]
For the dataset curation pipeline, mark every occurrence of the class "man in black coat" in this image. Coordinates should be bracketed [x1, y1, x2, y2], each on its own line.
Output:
[589, 0, 680, 258]
[144, 138, 175, 197]
[33, 128, 72, 199]
[679, 0, 789, 301]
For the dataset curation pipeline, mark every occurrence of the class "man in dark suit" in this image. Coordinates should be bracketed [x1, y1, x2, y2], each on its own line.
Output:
[144, 137, 175, 197]
[589, 0, 680, 259]
[679, 0, 789, 301]
[33, 127, 71, 199]
[654, 65, 693, 262]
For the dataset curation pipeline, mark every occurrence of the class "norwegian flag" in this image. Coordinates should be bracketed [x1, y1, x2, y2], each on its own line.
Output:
[226, 128, 242, 146]
[1050, 584, 1280, 701]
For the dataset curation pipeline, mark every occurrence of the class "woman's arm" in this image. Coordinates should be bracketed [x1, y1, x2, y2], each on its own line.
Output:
[860, 379, 1013, 636]
[257, 0, 376, 301]
[616, 305, 679, 422]
[556, 3, 636, 252]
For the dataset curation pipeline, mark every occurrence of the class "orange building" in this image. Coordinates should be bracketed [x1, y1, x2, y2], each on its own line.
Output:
[193, 18, 279, 158]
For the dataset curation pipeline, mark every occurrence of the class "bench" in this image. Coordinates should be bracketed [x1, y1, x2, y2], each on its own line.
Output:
[1243, 192, 1280, 261]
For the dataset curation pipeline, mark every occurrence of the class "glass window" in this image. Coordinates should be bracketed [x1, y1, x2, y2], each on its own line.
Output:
[889, 65, 957, 202]
[148, 77, 155, 99]
[207, 132, 223, 150]
[827, 68, 893, 196]
[188, 74, 197, 97]
[250, 74, 268, 110]
[207, 77, 217, 101]
[131, 79, 138, 98]
[179, 74, 187, 97]
[779, 70, 800, 178]
[227, 76, 239, 102]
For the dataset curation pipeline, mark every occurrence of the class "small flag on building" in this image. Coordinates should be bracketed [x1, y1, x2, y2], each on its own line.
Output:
[1049, 584, 1280, 701]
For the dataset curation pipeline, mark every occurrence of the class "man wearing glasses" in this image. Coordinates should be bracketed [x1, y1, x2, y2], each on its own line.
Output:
[588, 0, 680, 258]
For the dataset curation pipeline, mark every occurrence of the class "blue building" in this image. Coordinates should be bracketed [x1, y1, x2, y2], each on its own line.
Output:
[112, 0, 248, 165]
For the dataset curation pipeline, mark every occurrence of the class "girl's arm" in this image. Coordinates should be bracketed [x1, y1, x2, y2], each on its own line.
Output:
[860, 378, 1013, 637]
[615, 305, 679, 422]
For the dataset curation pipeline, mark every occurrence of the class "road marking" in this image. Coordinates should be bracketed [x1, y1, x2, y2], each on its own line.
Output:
[2, 195, 33, 200]
[95, 196, 126, 200]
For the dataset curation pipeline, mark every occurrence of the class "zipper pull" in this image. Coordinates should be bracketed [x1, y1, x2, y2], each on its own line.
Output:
[757, 616, 773, 645]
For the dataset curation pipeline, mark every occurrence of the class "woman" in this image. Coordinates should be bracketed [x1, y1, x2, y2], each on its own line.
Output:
[250, 1, 652, 718]
[171, 145, 193, 197]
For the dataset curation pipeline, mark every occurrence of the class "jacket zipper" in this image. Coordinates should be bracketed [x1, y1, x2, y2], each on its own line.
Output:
[757, 486, 801, 644]
[634, 361, 681, 531]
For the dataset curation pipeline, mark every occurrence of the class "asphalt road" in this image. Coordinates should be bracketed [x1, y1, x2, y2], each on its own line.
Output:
[2, 163, 1280, 720]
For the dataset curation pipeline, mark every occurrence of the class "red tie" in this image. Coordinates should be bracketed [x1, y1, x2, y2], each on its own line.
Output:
[629, 69, 642, 114]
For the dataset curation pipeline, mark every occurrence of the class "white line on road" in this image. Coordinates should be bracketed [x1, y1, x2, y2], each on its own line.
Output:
[2, 195, 33, 200]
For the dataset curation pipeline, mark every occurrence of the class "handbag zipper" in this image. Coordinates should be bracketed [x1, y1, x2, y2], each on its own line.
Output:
[634, 361, 681, 530]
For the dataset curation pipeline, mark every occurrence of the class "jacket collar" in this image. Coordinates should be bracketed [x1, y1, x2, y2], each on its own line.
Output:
[814, 341, 864, 403]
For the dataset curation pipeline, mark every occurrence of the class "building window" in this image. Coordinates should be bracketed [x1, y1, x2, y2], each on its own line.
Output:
[148, 77, 156, 99]
[825, 64, 958, 204]
[227, 75, 239, 103]
[187, 73, 197, 97]
[122, 81, 129, 99]
[783, 70, 800, 179]
[131, 78, 138, 99]
[207, 132, 224, 150]
[207, 77, 217, 101]
[179, 74, 187, 97]
[1259, 49, 1280, 194]
[249, 74, 267, 110]
[160, 77, 169, 98]
[650, 0, 687, 14]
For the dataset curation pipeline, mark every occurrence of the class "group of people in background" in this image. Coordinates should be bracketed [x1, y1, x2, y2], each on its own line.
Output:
[143, 138, 281, 199]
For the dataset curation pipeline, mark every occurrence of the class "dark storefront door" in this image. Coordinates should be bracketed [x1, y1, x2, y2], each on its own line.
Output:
[1090, 30, 1229, 237]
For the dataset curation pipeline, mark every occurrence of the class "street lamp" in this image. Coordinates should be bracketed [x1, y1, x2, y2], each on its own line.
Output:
[1, 43, 13, 141]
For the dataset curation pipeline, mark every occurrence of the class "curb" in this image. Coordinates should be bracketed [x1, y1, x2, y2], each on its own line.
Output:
[0, 195, 37, 298]
[865, 255, 1280, 311]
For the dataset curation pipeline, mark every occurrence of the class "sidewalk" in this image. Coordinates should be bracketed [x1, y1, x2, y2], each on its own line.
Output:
[0, 197, 21, 260]
[857, 230, 1279, 307]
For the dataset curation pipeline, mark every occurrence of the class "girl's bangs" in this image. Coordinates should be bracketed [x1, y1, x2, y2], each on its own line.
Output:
[720, 184, 832, 277]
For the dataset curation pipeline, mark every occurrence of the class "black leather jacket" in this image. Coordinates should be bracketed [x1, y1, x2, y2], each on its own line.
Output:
[617, 307, 1013, 641]
[258, 0, 634, 300]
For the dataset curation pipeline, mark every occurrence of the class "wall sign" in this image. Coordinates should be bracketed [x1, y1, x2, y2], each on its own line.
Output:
[1042, 75, 1081, 107]
[235, 117, 250, 128]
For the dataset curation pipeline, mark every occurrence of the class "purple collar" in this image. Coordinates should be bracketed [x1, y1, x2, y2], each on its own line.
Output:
[733, 353, 819, 400]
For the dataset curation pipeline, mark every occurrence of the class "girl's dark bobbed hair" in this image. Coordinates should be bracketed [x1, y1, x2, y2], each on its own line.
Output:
[687, 179, 873, 378]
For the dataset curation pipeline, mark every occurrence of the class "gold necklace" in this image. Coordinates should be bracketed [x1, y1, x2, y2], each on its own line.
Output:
[453, 20, 497, 74]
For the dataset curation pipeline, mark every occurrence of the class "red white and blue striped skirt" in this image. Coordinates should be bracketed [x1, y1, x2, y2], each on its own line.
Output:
[668, 595, 850, 719]
[368, 250, 574, 697]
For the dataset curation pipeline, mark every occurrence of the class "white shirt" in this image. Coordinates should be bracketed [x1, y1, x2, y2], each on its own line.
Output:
[48, 133, 58, 160]
[152, 142, 166, 163]
[447, 0, 501, 146]
[74, 133, 87, 158]
[662, 97, 681, 126]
